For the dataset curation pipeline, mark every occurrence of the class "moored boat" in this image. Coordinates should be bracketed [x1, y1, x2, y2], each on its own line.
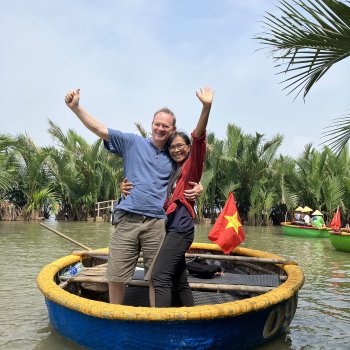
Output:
[281, 222, 331, 238]
[330, 230, 350, 252]
[37, 242, 304, 350]
[328, 206, 350, 252]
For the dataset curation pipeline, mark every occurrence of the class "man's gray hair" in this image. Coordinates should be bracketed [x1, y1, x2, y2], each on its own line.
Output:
[153, 107, 176, 127]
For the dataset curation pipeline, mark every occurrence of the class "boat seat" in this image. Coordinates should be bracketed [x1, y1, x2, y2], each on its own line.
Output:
[124, 268, 281, 287]
[188, 272, 281, 287]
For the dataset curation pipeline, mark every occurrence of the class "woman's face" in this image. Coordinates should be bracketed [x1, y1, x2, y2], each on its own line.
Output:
[168, 135, 191, 164]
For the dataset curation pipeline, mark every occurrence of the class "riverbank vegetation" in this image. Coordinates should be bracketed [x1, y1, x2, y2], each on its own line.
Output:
[2, 0, 349, 225]
[1, 119, 349, 225]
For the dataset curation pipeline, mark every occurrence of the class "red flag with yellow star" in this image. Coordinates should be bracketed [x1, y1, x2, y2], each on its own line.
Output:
[208, 192, 245, 254]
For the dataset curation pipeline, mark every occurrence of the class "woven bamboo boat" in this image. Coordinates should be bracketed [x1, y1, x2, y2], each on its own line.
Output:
[37, 243, 304, 350]
[330, 230, 350, 252]
[281, 222, 331, 238]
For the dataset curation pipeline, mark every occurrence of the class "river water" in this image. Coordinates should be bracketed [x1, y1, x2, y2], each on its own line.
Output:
[0, 221, 349, 350]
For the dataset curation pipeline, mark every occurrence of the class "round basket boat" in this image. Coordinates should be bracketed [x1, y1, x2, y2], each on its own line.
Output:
[37, 243, 304, 350]
[281, 222, 331, 238]
[330, 231, 350, 252]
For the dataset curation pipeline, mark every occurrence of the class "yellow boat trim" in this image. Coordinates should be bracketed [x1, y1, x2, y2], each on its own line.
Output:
[37, 243, 304, 321]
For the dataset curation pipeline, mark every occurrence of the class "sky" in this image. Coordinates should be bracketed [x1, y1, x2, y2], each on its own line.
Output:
[1, 0, 349, 157]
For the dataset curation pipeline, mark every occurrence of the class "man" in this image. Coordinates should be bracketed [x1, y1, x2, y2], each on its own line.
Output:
[65, 88, 201, 305]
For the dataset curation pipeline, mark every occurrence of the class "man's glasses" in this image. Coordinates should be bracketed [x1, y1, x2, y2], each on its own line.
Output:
[168, 143, 188, 152]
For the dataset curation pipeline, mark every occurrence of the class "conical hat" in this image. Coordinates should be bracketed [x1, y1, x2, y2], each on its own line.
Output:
[312, 210, 323, 216]
[295, 206, 303, 212]
[302, 206, 313, 213]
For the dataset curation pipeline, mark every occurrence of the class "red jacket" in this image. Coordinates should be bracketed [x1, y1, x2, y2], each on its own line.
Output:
[164, 130, 206, 219]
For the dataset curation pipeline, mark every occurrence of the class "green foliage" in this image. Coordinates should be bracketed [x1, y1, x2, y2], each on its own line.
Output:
[45, 120, 123, 220]
[257, 0, 350, 99]
[257, 0, 350, 153]
[0, 134, 19, 194]
[4, 117, 350, 225]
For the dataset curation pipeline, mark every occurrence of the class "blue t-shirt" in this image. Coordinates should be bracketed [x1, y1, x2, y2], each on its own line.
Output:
[104, 128, 173, 218]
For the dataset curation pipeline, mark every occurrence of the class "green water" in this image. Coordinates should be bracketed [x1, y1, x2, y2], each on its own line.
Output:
[0, 221, 349, 350]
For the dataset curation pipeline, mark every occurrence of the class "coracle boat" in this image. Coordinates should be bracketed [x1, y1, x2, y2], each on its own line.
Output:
[330, 230, 350, 252]
[37, 242, 304, 350]
[281, 222, 331, 238]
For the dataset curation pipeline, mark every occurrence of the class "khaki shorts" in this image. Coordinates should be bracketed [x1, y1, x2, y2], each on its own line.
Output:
[106, 212, 165, 282]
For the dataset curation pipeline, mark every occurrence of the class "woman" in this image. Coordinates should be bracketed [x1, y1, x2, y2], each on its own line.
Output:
[122, 86, 214, 307]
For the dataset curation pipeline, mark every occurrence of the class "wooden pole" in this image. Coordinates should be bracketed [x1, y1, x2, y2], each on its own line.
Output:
[72, 250, 107, 258]
[73, 250, 108, 257]
[40, 223, 92, 251]
[72, 250, 297, 265]
[63, 276, 274, 294]
[110, 200, 114, 222]
[127, 280, 274, 293]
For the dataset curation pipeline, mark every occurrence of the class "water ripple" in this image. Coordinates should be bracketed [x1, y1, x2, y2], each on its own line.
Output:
[1, 222, 350, 349]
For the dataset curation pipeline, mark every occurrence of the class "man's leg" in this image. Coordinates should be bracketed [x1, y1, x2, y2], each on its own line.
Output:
[106, 214, 141, 305]
[139, 218, 166, 306]
[109, 281, 125, 304]
[149, 281, 155, 307]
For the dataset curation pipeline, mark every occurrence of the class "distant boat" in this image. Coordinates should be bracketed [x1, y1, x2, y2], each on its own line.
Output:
[281, 222, 331, 238]
[328, 207, 350, 252]
[37, 243, 304, 350]
[330, 230, 350, 252]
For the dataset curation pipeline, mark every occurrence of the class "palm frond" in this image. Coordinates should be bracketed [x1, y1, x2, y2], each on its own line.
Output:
[321, 110, 350, 154]
[257, 0, 350, 99]
[135, 122, 150, 137]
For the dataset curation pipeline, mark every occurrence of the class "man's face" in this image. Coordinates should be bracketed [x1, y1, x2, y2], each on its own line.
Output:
[152, 112, 175, 148]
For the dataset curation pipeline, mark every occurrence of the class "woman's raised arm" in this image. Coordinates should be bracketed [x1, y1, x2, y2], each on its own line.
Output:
[194, 86, 214, 138]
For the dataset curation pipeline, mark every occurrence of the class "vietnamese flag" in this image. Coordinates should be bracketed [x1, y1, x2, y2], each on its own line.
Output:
[208, 192, 245, 254]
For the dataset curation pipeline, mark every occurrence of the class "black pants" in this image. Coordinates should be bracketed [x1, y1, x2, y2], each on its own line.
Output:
[151, 229, 194, 307]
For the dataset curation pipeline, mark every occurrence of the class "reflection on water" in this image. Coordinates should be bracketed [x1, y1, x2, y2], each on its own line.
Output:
[0, 222, 349, 349]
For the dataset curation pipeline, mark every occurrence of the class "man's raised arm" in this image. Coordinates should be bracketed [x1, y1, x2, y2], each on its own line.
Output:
[65, 89, 109, 141]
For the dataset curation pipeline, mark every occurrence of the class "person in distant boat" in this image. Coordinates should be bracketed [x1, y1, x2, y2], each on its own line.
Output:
[121, 87, 214, 307]
[345, 216, 350, 229]
[65, 88, 202, 306]
[311, 210, 325, 228]
[293, 206, 304, 225]
[303, 212, 311, 225]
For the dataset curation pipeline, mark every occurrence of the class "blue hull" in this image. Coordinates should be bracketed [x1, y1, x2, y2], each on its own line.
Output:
[38, 243, 304, 350]
[46, 296, 297, 350]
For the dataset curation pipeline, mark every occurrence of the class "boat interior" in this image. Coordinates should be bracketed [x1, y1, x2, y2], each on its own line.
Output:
[57, 249, 287, 307]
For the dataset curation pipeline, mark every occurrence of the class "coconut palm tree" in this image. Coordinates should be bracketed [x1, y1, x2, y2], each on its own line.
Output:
[13, 134, 55, 220]
[46, 120, 121, 220]
[202, 133, 225, 222]
[284, 144, 349, 221]
[271, 155, 299, 207]
[0, 134, 18, 194]
[200, 123, 284, 225]
[219, 124, 284, 225]
[257, 0, 350, 153]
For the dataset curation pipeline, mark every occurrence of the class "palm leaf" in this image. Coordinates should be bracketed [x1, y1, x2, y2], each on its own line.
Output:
[321, 111, 350, 154]
[135, 122, 150, 137]
[257, 0, 350, 99]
